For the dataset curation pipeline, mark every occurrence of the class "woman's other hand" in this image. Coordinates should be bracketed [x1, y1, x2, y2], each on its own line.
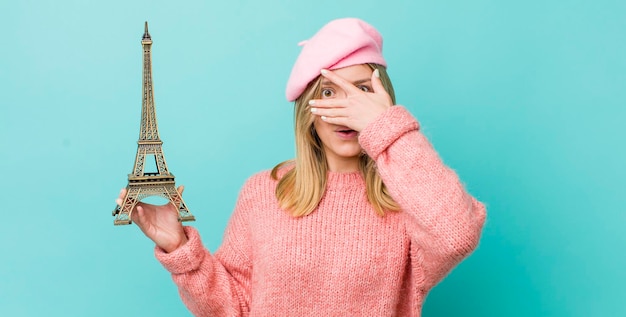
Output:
[308, 66, 393, 132]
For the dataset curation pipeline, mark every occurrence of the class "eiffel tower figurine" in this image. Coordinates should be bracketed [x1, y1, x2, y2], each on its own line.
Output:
[112, 22, 195, 225]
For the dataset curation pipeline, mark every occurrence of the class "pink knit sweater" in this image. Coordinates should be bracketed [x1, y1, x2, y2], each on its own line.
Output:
[155, 106, 486, 316]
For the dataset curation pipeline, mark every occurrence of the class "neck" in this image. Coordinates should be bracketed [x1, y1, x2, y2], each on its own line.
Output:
[326, 156, 360, 173]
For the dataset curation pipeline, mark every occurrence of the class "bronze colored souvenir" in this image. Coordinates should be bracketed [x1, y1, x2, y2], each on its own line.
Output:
[112, 22, 194, 225]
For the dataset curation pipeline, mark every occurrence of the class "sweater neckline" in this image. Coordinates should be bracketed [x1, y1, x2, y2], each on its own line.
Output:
[326, 170, 364, 191]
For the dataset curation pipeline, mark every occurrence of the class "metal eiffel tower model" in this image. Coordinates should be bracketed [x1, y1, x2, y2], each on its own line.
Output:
[112, 22, 194, 225]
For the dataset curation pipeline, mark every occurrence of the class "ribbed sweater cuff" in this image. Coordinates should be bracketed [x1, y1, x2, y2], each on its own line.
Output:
[359, 105, 419, 159]
[154, 226, 206, 274]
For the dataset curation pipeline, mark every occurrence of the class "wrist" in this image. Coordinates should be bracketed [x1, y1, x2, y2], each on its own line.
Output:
[160, 230, 188, 253]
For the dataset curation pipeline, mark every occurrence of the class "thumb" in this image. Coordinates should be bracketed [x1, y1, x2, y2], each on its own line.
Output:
[132, 204, 146, 228]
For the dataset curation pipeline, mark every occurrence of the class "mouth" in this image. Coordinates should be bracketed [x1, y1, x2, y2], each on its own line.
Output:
[335, 127, 358, 138]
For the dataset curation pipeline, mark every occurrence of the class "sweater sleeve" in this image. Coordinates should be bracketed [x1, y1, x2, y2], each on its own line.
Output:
[155, 184, 253, 317]
[358, 105, 486, 291]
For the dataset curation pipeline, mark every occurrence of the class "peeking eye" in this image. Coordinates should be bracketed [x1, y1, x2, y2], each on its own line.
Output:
[358, 85, 371, 92]
[321, 88, 335, 98]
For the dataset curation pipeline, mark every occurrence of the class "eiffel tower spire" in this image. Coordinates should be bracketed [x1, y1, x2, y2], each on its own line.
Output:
[140, 21, 160, 142]
[143, 21, 151, 41]
[112, 22, 195, 225]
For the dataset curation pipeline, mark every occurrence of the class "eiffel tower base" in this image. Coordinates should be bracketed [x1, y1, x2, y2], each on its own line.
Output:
[112, 179, 195, 225]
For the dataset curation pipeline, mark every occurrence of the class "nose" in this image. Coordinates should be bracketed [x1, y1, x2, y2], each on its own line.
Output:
[335, 89, 348, 98]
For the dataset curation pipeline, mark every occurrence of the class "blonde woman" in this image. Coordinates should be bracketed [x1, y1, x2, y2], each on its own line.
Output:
[117, 18, 486, 316]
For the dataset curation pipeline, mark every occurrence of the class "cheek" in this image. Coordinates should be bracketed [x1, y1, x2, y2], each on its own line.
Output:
[313, 118, 332, 142]
[312, 116, 324, 132]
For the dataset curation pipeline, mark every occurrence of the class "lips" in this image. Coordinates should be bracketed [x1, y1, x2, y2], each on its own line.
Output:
[335, 126, 358, 139]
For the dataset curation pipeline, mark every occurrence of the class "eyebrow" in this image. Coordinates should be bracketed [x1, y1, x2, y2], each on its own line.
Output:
[321, 78, 371, 86]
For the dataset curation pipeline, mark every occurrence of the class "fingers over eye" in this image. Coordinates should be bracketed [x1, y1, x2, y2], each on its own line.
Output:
[320, 69, 359, 93]
[310, 107, 342, 118]
[308, 99, 344, 108]
[319, 115, 345, 126]
[371, 68, 386, 94]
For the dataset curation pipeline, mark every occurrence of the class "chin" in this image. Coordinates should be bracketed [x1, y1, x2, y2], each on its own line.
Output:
[336, 147, 363, 159]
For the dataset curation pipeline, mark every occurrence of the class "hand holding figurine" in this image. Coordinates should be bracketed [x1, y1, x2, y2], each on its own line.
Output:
[116, 186, 188, 253]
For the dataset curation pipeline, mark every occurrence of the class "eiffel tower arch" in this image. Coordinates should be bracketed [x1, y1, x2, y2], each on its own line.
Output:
[112, 22, 195, 226]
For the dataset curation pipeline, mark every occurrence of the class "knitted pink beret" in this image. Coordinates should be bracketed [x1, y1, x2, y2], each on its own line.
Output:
[285, 18, 387, 102]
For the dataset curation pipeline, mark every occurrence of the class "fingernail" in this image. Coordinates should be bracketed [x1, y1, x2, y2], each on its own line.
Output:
[309, 100, 315, 105]
[321, 116, 327, 121]
[310, 107, 317, 113]
[320, 69, 328, 75]
[374, 69, 380, 78]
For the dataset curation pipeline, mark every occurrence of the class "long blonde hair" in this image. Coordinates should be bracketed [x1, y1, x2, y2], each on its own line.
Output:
[271, 63, 400, 217]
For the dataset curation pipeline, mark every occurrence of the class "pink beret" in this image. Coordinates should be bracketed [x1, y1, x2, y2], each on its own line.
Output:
[285, 18, 387, 102]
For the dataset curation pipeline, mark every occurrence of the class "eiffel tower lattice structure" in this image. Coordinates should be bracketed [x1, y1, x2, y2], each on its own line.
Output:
[112, 22, 195, 225]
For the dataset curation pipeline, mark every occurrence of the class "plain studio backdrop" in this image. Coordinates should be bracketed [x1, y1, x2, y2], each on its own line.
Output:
[0, 0, 624, 316]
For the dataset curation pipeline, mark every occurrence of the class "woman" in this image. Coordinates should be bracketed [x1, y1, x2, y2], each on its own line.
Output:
[117, 18, 486, 316]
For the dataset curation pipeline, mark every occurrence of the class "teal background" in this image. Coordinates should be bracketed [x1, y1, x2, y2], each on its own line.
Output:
[1, 0, 624, 316]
